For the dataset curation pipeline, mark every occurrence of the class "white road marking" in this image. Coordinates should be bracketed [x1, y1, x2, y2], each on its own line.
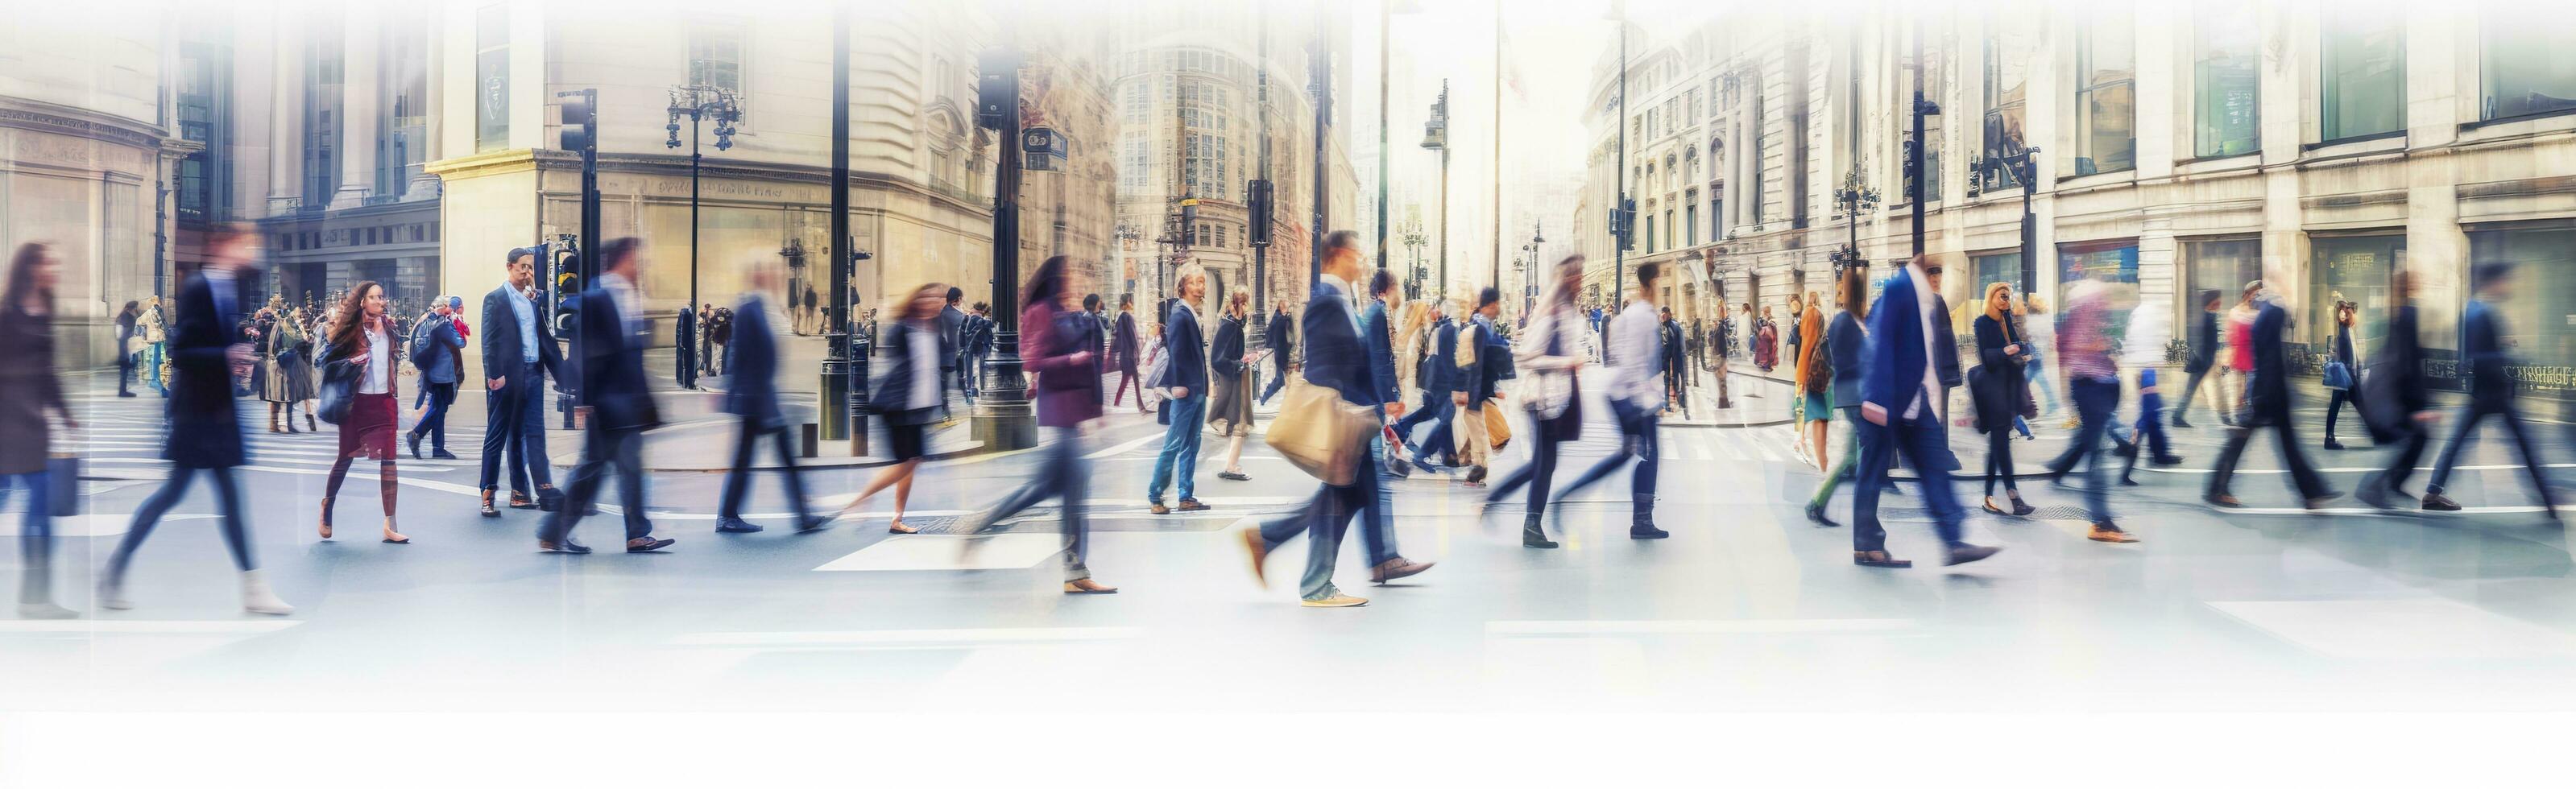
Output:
[1485, 618, 1920, 635]
[668, 626, 1139, 647]
[0, 620, 303, 634]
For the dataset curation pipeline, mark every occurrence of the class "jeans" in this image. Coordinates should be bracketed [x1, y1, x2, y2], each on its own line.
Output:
[2426, 399, 2558, 509]
[974, 426, 1093, 580]
[412, 382, 458, 450]
[1554, 400, 1659, 522]
[1486, 409, 1575, 516]
[478, 363, 554, 494]
[717, 420, 813, 522]
[1360, 433, 1402, 566]
[111, 466, 256, 580]
[961, 355, 982, 403]
[2375, 422, 2432, 495]
[2065, 376, 2120, 523]
[1257, 354, 1290, 404]
[1148, 394, 1206, 502]
[1811, 406, 1865, 506]
[2324, 388, 2360, 442]
[1850, 415, 1967, 551]
[544, 426, 653, 543]
[1257, 445, 1381, 600]
[2027, 366, 2062, 415]
[2, 472, 53, 577]
[2207, 407, 2330, 501]
[2175, 366, 2215, 422]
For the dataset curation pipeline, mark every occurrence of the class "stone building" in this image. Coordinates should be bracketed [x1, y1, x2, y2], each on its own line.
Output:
[1585, 2, 2576, 411]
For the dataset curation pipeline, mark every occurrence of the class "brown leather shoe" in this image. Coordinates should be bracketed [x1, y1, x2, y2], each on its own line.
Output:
[1149, 501, 1170, 515]
[1369, 558, 1434, 584]
[479, 490, 500, 518]
[2088, 523, 2139, 543]
[1239, 527, 1269, 589]
[1062, 579, 1119, 594]
[508, 491, 538, 510]
[1176, 498, 1211, 512]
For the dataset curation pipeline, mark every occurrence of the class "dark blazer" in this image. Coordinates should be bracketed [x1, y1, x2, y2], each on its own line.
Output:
[1266, 308, 1296, 357]
[2244, 299, 2295, 421]
[1971, 314, 2029, 433]
[163, 271, 248, 469]
[1423, 319, 1459, 394]
[1661, 320, 1688, 372]
[1112, 310, 1139, 370]
[1156, 302, 1208, 393]
[1929, 294, 1963, 389]
[722, 295, 784, 427]
[1861, 266, 1936, 426]
[1211, 313, 1247, 379]
[2461, 298, 2512, 407]
[0, 303, 65, 475]
[869, 319, 940, 424]
[480, 283, 565, 383]
[577, 285, 661, 432]
[936, 304, 966, 370]
[675, 308, 697, 355]
[1823, 312, 1864, 407]
[1360, 299, 1400, 405]
[2186, 309, 2219, 374]
[412, 312, 465, 384]
[1300, 279, 1382, 409]
[1025, 303, 1104, 428]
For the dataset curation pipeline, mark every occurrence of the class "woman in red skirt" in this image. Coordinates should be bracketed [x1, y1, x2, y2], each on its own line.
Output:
[319, 281, 410, 544]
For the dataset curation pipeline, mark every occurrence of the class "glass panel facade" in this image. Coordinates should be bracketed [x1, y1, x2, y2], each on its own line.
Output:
[474, 4, 509, 153]
[2321, 12, 2404, 140]
[2194, 2, 2261, 158]
[2479, 12, 2576, 121]
[1981, 18, 2032, 191]
[1970, 250, 2023, 301]
[2309, 234, 2404, 358]
[2073, 10, 2135, 176]
[2057, 240, 2141, 351]
[2467, 227, 2576, 399]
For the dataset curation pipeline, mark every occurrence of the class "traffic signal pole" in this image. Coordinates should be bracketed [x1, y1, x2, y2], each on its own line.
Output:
[822, 7, 859, 448]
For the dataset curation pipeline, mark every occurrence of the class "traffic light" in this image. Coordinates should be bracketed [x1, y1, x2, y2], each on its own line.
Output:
[559, 90, 596, 152]
[975, 49, 1021, 131]
[1615, 196, 1638, 251]
[1245, 180, 1273, 248]
[1178, 198, 1199, 246]
[551, 241, 582, 338]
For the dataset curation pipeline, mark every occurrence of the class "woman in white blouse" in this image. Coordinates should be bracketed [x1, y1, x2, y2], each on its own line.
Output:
[317, 281, 410, 544]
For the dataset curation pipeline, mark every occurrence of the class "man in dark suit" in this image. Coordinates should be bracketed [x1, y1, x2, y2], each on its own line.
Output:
[715, 270, 826, 535]
[406, 298, 466, 459]
[2172, 289, 2224, 428]
[1257, 301, 1295, 405]
[1924, 266, 1965, 469]
[1661, 307, 1690, 416]
[937, 287, 967, 419]
[106, 225, 292, 615]
[1849, 255, 1997, 568]
[2205, 287, 2338, 509]
[674, 304, 698, 390]
[1146, 267, 1211, 514]
[1353, 269, 1427, 582]
[478, 247, 567, 518]
[1452, 289, 1510, 484]
[2423, 262, 2559, 519]
[2357, 269, 2435, 510]
[540, 238, 677, 554]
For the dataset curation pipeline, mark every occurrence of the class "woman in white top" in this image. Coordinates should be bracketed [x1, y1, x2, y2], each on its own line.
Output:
[317, 280, 409, 544]
[1480, 255, 1591, 549]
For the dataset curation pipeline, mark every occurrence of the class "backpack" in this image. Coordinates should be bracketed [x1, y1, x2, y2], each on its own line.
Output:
[1801, 336, 1833, 395]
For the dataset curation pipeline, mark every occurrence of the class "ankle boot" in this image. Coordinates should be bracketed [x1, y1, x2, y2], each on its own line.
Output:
[305, 412, 318, 432]
[267, 405, 284, 433]
[240, 569, 293, 616]
[1522, 513, 1558, 549]
[16, 564, 78, 619]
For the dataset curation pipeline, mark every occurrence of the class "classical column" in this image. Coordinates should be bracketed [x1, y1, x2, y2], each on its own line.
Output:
[267, 10, 305, 215]
[408, 17, 442, 201]
[333, 2, 381, 209]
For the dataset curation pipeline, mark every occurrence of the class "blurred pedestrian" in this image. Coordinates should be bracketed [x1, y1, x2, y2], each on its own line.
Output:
[1257, 300, 1295, 405]
[478, 248, 565, 517]
[1551, 260, 1668, 539]
[2422, 262, 2559, 520]
[831, 283, 950, 534]
[3, 243, 81, 618]
[1112, 293, 1145, 411]
[1970, 282, 2036, 518]
[2321, 299, 2362, 451]
[959, 256, 1117, 593]
[1482, 255, 1591, 550]
[103, 226, 293, 615]
[1146, 264, 1211, 514]
[1208, 288, 1256, 481]
[2050, 279, 2137, 542]
[139, 295, 169, 396]
[114, 299, 140, 397]
[2020, 294, 2061, 420]
[1395, 299, 1459, 471]
[1351, 267, 1426, 580]
[709, 304, 734, 376]
[2171, 289, 2224, 428]
[539, 238, 678, 554]
[1452, 289, 1508, 485]
[1662, 307, 1690, 418]
[404, 298, 463, 458]
[1805, 266, 1871, 526]
[261, 303, 314, 432]
[2205, 281, 2338, 510]
[715, 267, 825, 535]
[1795, 294, 1826, 462]
[2118, 367, 2185, 485]
[675, 303, 699, 390]
[2356, 268, 2436, 510]
[1849, 254, 1998, 568]
[937, 287, 967, 421]
[315, 281, 411, 544]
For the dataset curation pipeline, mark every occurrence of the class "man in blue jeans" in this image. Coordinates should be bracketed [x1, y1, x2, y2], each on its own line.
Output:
[1146, 265, 1211, 514]
[2053, 279, 2136, 543]
[478, 248, 565, 518]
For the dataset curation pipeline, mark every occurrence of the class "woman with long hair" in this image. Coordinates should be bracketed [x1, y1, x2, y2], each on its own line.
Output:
[1207, 288, 1257, 481]
[1973, 282, 2038, 517]
[264, 305, 317, 432]
[317, 282, 410, 544]
[958, 257, 1116, 593]
[1796, 290, 1829, 468]
[1804, 266, 1871, 526]
[831, 283, 949, 533]
[1481, 254, 1591, 549]
[2, 243, 81, 618]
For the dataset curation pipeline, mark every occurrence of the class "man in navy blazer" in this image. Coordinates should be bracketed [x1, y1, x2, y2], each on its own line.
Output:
[478, 248, 567, 516]
[714, 269, 825, 535]
[2424, 264, 2556, 517]
[2205, 287, 2336, 509]
[1146, 266, 1211, 514]
[1849, 255, 1997, 568]
[1352, 270, 1420, 579]
[540, 238, 675, 554]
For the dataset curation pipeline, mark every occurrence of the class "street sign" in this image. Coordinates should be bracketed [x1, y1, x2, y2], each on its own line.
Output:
[1020, 126, 1064, 171]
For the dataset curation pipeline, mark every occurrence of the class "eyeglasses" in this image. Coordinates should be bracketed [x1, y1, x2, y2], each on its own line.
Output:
[1923, 267, 1944, 275]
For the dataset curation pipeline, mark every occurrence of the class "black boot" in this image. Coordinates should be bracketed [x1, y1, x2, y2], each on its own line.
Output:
[1630, 495, 1669, 539]
[1521, 513, 1558, 549]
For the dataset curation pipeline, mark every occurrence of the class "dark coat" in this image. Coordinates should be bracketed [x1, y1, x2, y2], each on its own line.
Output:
[869, 319, 940, 425]
[1300, 279, 1384, 409]
[163, 271, 249, 469]
[675, 308, 698, 357]
[2359, 304, 2425, 443]
[1359, 299, 1400, 405]
[1266, 308, 1296, 356]
[0, 302, 66, 474]
[1156, 302, 1209, 394]
[1025, 303, 1104, 428]
[480, 283, 564, 384]
[2461, 299, 2513, 408]
[578, 285, 661, 432]
[1423, 319, 1459, 394]
[1211, 313, 1247, 379]
[1929, 294, 1964, 389]
[1112, 311, 1140, 371]
[1826, 312, 1865, 407]
[722, 295, 785, 426]
[936, 304, 967, 370]
[1971, 314, 2029, 434]
[2243, 299, 2296, 423]
[2185, 309, 2219, 374]
[1860, 266, 1936, 426]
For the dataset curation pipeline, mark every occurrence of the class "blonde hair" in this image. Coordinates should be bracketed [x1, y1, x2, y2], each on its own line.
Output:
[1173, 263, 1207, 299]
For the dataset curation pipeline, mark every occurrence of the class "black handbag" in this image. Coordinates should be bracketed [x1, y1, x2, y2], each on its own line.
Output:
[317, 357, 361, 425]
[47, 454, 79, 516]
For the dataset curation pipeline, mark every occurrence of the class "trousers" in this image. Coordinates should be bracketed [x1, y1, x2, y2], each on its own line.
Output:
[2426, 399, 2557, 509]
[111, 466, 255, 580]
[1148, 394, 1206, 502]
[975, 426, 1094, 581]
[1851, 415, 1967, 551]
[478, 364, 554, 494]
[717, 420, 813, 522]
[543, 426, 653, 543]
[1257, 442, 1382, 600]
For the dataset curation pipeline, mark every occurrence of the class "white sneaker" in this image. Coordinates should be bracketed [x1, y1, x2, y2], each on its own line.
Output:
[97, 579, 134, 610]
[240, 570, 294, 616]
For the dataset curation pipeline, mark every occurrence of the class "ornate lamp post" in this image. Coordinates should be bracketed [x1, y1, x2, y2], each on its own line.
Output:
[1830, 165, 1882, 275]
[665, 84, 742, 320]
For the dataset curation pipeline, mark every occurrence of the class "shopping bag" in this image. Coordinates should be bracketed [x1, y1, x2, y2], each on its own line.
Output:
[1262, 378, 1377, 486]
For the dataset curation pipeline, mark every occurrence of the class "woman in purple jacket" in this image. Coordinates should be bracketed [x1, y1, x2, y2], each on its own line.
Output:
[958, 256, 1116, 593]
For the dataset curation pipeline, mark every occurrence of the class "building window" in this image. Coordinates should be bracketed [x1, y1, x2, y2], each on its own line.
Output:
[2309, 233, 2404, 354]
[381, 11, 430, 198]
[1971, 251, 2025, 301]
[2194, 2, 2261, 158]
[2073, 9, 2136, 176]
[2057, 239, 2142, 348]
[2322, 11, 2404, 141]
[1905, 20, 1945, 203]
[474, 3, 509, 153]
[2477, 11, 2576, 122]
[1711, 195, 1724, 240]
[688, 21, 748, 117]
[1981, 18, 2031, 191]
[1643, 213, 1656, 254]
[175, 40, 231, 223]
[2465, 226, 2576, 399]
[1684, 200, 1698, 246]
[1663, 209, 1675, 250]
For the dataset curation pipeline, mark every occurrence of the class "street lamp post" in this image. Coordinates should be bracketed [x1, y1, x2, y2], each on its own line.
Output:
[1831, 165, 1882, 276]
[1522, 221, 1543, 316]
[665, 84, 743, 321]
[1421, 81, 1449, 291]
[1400, 217, 1427, 298]
[1973, 147, 2043, 295]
